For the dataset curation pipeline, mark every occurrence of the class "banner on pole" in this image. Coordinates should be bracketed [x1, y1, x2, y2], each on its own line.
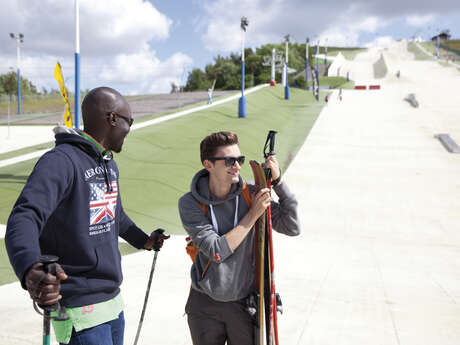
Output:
[54, 62, 73, 128]
[311, 65, 319, 101]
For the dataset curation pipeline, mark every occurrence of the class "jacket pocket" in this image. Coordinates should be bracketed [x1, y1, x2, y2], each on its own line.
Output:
[86, 242, 122, 293]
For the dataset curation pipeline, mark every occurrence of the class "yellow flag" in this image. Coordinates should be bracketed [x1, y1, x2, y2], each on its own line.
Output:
[54, 62, 73, 128]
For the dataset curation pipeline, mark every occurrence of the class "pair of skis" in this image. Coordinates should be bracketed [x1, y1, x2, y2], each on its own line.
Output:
[250, 130, 281, 345]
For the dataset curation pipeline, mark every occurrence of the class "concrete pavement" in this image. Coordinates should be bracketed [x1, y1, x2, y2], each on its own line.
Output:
[1, 40, 459, 345]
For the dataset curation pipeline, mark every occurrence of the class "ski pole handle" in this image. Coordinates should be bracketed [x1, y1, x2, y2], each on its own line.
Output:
[149, 228, 170, 252]
[264, 130, 278, 158]
[40, 255, 58, 276]
[33, 255, 68, 321]
[263, 130, 278, 180]
[268, 130, 276, 156]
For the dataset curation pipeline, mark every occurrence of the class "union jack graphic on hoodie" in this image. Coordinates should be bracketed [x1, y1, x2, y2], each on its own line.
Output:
[89, 181, 118, 225]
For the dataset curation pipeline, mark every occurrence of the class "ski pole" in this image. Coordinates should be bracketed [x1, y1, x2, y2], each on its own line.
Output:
[263, 130, 280, 345]
[32, 255, 68, 345]
[133, 229, 166, 345]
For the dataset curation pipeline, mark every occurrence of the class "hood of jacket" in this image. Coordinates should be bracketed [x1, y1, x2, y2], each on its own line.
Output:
[190, 169, 243, 206]
[54, 126, 105, 159]
[53, 125, 115, 191]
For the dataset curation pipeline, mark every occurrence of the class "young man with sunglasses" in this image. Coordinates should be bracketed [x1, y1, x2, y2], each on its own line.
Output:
[179, 131, 300, 345]
[6, 87, 169, 345]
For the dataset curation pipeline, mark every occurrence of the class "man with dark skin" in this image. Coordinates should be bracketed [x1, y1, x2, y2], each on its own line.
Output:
[6, 87, 169, 345]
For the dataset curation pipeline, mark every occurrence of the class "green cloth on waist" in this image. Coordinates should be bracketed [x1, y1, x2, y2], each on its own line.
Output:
[51, 294, 124, 344]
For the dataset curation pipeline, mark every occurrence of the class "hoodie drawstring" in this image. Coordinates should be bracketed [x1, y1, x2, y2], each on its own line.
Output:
[101, 150, 113, 192]
[209, 196, 239, 235]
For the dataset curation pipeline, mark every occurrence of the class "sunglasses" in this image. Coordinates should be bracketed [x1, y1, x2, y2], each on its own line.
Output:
[106, 112, 134, 127]
[208, 156, 245, 167]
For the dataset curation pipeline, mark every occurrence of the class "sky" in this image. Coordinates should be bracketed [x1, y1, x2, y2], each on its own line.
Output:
[1, 0, 459, 95]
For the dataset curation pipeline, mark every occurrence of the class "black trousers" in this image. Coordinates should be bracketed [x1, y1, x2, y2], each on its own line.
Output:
[185, 289, 254, 345]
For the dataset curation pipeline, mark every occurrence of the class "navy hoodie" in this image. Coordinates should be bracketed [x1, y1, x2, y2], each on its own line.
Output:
[5, 127, 149, 308]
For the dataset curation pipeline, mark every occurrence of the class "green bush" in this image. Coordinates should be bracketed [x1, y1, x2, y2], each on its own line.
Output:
[294, 75, 306, 88]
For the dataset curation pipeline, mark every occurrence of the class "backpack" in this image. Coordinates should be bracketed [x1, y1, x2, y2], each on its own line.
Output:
[185, 182, 252, 264]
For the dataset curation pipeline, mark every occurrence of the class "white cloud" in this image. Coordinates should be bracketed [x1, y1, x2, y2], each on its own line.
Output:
[0, 0, 191, 95]
[364, 35, 394, 48]
[6, 0, 172, 57]
[197, 0, 460, 53]
[405, 14, 435, 27]
[198, 1, 394, 52]
[200, 0, 281, 52]
[317, 16, 389, 47]
[353, 17, 381, 33]
[99, 47, 193, 94]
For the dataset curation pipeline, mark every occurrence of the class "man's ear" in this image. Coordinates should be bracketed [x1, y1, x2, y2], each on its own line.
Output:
[203, 159, 213, 172]
[107, 112, 117, 127]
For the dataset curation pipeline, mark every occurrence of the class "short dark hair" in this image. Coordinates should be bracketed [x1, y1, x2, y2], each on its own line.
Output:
[200, 131, 239, 163]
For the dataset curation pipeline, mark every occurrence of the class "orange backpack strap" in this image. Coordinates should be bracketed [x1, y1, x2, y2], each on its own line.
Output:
[185, 202, 208, 263]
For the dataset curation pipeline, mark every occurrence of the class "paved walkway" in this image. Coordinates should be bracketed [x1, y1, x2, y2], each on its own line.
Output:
[1, 41, 459, 345]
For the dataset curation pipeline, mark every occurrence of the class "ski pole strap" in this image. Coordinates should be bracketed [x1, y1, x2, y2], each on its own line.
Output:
[270, 169, 281, 187]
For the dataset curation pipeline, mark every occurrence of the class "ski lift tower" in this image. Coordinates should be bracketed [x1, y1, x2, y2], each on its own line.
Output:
[238, 16, 249, 118]
[284, 34, 290, 100]
[263, 49, 282, 86]
[270, 48, 277, 86]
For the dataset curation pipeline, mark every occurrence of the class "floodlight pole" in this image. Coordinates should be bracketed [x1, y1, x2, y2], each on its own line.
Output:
[284, 35, 290, 100]
[305, 38, 309, 90]
[75, 0, 81, 129]
[10, 33, 23, 115]
[238, 17, 248, 118]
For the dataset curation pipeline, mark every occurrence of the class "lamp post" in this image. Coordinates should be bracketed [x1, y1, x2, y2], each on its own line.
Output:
[305, 38, 309, 90]
[9, 33, 24, 115]
[238, 16, 248, 118]
[284, 34, 290, 100]
[75, 0, 81, 128]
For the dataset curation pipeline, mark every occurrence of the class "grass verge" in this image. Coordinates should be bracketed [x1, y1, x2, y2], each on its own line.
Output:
[407, 42, 434, 61]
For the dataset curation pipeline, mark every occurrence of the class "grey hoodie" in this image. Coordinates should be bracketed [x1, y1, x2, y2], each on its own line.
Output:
[178, 169, 299, 302]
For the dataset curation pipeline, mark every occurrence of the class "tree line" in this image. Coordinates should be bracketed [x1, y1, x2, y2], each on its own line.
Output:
[0, 71, 42, 97]
[183, 42, 353, 91]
